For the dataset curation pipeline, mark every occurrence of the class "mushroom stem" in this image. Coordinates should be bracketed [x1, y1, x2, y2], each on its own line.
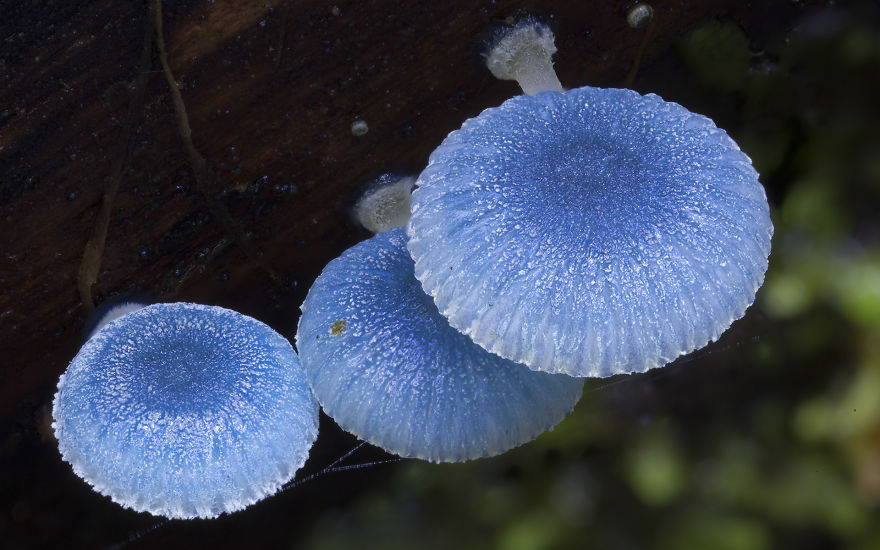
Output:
[485, 19, 564, 95]
[508, 55, 564, 96]
[86, 301, 148, 339]
[353, 173, 416, 234]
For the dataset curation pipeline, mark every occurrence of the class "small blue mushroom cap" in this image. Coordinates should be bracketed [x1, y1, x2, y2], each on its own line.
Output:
[53, 303, 319, 519]
[408, 86, 773, 377]
[296, 228, 583, 463]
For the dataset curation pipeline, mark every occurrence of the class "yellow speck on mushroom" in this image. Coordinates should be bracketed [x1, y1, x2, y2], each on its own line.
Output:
[330, 320, 346, 336]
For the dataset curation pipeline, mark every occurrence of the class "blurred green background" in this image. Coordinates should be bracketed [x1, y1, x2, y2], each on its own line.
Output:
[300, 4, 880, 550]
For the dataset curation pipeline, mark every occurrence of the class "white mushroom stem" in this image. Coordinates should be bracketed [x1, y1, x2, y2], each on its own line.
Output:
[88, 302, 148, 339]
[354, 174, 416, 234]
[485, 20, 564, 95]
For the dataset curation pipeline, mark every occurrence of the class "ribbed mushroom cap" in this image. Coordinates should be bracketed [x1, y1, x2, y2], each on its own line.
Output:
[408, 86, 773, 377]
[52, 303, 319, 519]
[296, 228, 583, 463]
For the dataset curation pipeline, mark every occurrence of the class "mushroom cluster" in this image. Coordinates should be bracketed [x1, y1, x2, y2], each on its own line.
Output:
[53, 15, 772, 520]
[304, 16, 770, 452]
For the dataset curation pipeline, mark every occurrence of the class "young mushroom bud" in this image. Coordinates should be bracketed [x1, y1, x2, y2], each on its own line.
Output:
[626, 3, 654, 29]
[352, 173, 416, 234]
[484, 17, 564, 95]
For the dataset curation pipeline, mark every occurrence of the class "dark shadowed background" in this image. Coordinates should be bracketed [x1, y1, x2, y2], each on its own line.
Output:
[2, 1, 879, 548]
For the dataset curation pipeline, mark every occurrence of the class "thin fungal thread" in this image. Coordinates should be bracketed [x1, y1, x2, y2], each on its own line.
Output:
[105, 518, 169, 550]
[584, 336, 758, 395]
[622, 17, 656, 88]
[323, 460, 405, 474]
[76, 12, 155, 312]
[323, 440, 368, 471]
[281, 441, 405, 492]
[100, 331, 756, 550]
[151, 0, 283, 288]
[273, 3, 289, 70]
[109, 442, 403, 548]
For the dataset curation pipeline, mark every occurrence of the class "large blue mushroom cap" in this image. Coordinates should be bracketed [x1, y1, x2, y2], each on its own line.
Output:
[408, 86, 773, 377]
[296, 228, 583, 463]
[52, 302, 319, 519]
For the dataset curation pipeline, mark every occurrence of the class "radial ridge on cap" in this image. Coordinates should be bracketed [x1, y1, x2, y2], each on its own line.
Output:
[407, 86, 773, 377]
[296, 228, 583, 463]
[53, 302, 319, 519]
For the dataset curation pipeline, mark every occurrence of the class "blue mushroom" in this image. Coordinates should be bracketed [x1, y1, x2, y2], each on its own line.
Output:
[53, 302, 319, 519]
[296, 228, 583, 463]
[407, 22, 773, 378]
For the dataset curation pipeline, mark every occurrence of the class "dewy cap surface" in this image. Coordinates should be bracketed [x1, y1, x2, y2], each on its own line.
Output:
[407, 86, 773, 377]
[296, 228, 583, 463]
[53, 302, 319, 519]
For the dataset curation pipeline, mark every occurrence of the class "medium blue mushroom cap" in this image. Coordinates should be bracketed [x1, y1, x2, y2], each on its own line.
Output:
[408, 86, 773, 377]
[296, 228, 583, 463]
[52, 303, 319, 519]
